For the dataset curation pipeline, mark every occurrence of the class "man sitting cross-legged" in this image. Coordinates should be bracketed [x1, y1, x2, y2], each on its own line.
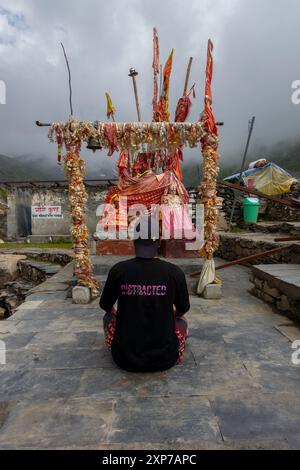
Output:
[99, 217, 190, 373]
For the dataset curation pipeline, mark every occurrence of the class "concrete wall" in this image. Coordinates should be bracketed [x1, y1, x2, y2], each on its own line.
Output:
[0, 207, 7, 240]
[31, 187, 108, 238]
[31, 188, 70, 236]
[6, 191, 17, 239]
[3, 185, 109, 240]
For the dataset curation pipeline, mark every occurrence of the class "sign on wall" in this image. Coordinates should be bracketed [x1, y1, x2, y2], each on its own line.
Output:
[32, 206, 63, 219]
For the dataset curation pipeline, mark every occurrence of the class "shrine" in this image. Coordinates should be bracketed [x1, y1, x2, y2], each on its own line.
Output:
[37, 30, 220, 302]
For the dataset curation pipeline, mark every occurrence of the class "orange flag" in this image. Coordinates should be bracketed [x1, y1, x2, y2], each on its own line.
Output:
[204, 39, 218, 136]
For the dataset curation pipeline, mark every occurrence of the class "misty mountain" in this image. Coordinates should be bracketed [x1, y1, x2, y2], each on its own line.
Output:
[1, 137, 299, 186]
[0, 154, 39, 181]
[183, 140, 300, 187]
[0, 152, 117, 182]
[218, 140, 300, 181]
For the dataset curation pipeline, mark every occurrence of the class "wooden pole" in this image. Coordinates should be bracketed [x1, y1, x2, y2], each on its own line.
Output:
[129, 68, 142, 122]
[183, 57, 193, 95]
[274, 237, 300, 242]
[60, 42, 74, 117]
[190, 245, 292, 277]
[152, 27, 159, 117]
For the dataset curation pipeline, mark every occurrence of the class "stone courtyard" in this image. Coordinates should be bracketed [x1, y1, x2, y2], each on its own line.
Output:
[0, 258, 300, 450]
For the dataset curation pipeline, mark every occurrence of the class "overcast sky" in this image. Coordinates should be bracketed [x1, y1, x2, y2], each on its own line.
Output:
[0, 0, 300, 168]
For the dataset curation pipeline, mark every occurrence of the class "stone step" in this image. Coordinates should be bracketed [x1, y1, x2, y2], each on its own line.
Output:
[92, 255, 204, 296]
[218, 232, 300, 265]
[239, 221, 300, 236]
[17, 259, 62, 283]
[28, 235, 71, 243]
[95, 274, 198, 295]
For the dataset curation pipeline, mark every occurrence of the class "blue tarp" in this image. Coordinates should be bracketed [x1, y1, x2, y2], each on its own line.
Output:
[224, 162, 292, 182]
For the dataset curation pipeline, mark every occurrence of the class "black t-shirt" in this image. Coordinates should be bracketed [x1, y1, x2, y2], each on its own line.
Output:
[100, 257, 190, 372]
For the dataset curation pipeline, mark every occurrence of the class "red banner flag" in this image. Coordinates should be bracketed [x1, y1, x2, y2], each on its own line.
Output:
[204, 39, 218, 136]
[152, 27, 160, 121]
[158, 48, 174, 122]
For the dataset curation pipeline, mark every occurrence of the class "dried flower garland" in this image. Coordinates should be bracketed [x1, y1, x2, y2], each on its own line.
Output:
[64, 146, 99, 297]
[199, 133, 220, 259]
[197, 39, 221, 295]
[49, 119, 207, 156]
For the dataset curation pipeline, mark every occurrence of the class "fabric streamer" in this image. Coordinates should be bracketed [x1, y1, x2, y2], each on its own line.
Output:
[158, 49, 174, 122]
[105, 92, 116, 120]
[104, 123, 119, 156]
[197, 259, 215, 295]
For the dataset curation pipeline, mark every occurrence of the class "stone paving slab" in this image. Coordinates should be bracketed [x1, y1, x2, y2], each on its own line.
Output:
[28, 347, 114, 370]
[76, 369, 169, 399]
[166, 362, 261, 397]
[210, 392, 300, 449]
[95, 439, 290, 450]
[276, 324, 300, 342]
[0, 368, 84, 400]
[0, 398, 113, 449]
[110, 397, 222, 445]
[26, 331, 98, 350]
[243, 360, 300, 395]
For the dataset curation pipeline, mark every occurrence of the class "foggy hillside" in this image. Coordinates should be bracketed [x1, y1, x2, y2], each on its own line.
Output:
[0, 152, 118, 182]
[1, 137, 299, 187]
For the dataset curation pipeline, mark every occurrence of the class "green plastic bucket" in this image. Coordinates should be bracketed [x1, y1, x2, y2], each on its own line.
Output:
[243, 197, 260, 223]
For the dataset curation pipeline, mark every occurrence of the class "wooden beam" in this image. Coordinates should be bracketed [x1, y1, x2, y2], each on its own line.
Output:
[274, 237, 300, 242]
[190, 245, 292, 277]
[183, 57, 193, 95]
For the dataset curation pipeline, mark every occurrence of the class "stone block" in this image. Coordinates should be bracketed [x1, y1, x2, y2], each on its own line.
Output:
[160, 239, 200, 259]
[254, 277, 264, 290]
[72, 286, 91, 304]
[0, 307, 6, 319]
[96, 240, 134, 256]
[264, 283, 280, 299]
[262, 293, 275, 304]
[202, 284, 222, 300]
[276, 295, 291, 312]
[90, 240, 96, 255]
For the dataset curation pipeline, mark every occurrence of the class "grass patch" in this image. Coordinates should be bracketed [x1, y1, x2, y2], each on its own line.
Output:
[0, 242, 73, 250]
[0, 187, 8, 202]
[230, 226, 244, 233]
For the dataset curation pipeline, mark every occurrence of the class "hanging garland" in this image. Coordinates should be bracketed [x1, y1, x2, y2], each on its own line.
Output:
[63, 145, 99, 297]
[199, 132, 220, 259]
[197, 39, 220, 295]
[49, 119, 207, 157]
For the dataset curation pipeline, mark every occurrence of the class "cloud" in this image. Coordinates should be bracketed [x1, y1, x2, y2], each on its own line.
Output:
[0, 0, 299, 169]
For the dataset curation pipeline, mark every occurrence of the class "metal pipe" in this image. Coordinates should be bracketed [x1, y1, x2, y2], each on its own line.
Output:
[229, 116, 256, 228]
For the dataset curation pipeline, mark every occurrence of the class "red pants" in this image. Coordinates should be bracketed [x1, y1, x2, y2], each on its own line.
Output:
[103, 312, 188, 365]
